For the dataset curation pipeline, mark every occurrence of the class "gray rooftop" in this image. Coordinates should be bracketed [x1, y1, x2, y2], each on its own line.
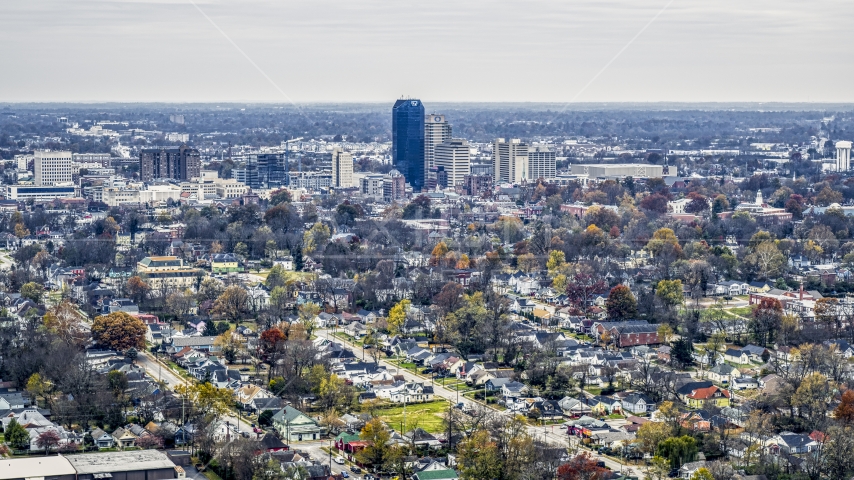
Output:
[64, 450, 176, 474]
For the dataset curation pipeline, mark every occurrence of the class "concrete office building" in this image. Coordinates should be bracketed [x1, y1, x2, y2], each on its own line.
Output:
[361, 173, 386, 200]
[73, 153, 113, 167]
[434, 139, 470, 188]
[34, 150, 72, 186]
[424, 114, 452, 177]
[6, 184, 76, 200]
[837, 141, 852, 172]
[569, 163, 675, 179]
[331, 148, 354, 187]
[139, 145, 200, 182]
[14, 154, 33, 171]
[493, 139, 528, 183]
[527, 144, 556, 180]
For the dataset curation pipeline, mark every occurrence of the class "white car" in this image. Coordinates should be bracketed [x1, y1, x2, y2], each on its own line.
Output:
[334, 456, 345, 465]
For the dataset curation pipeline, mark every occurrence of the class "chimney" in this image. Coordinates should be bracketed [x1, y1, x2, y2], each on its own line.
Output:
[800, 283, 804, 301]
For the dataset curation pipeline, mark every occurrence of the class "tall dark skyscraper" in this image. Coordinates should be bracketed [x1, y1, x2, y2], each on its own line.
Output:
[392, 99, 425, 191]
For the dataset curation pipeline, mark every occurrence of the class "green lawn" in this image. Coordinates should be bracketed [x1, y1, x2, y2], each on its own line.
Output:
[377, 400, 450, 434]
[727, 305, 756, 317]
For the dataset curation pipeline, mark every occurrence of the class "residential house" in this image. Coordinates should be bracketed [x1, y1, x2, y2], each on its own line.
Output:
[272, 406, 324, 442]
[685, 386, 731, 408]
[112, 426, 137, 448]
[731, 377, 759, 391]
[707, 363, 739, 385]
[620, 393, 655, 415]
[90, 428, 115, 449]
[501, 382, 528, 401]
[770, 432, 819, 455]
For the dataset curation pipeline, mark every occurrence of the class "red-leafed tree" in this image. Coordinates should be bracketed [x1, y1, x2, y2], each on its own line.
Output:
[136, 435, 164, 449]
[36, 429, 61, 455]
[566, 273, 607, 315]
[639, 193, 670, 214]
[750, 297, 783, 347]
[557, 452, 610, 480]
[259, 327, 287, 359]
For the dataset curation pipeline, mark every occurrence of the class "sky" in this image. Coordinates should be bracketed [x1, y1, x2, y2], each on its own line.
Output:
[1, 0, 852, 103]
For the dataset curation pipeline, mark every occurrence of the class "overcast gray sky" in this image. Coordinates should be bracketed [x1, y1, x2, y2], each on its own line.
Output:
[1, 0, 852, 103]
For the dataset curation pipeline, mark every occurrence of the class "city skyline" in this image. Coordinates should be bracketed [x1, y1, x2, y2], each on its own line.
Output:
[1, 0, 852, 103]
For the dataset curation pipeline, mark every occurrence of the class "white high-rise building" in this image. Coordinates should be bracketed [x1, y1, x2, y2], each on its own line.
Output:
[492, 138, 528, 184]
[331, 148, 354, 188]
[434, 139, 470, 188]
[34, 150, 72, 186]
[527, 144, 556, 180]
[424, 114, 452, 176]
[837, 141, 852, 172]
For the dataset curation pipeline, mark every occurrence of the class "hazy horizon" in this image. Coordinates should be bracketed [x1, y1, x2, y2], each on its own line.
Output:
[2, 0, 852, 103]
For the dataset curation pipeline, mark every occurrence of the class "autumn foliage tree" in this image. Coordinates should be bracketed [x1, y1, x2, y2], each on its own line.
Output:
[565, 273, 607, 315]
[213, 285, 250, 323]
[605, 285, 638, 320]
[91, 312, 147, 351]
[750, 297, 783, 347]
[556, 452, 609, 480]
[126, 276, 151, 305]
[835, 390, 854, 424]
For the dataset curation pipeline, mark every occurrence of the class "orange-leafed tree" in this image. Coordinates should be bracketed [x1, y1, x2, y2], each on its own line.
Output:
[91, 312, 147, 351]
[557, 452, 610, 480]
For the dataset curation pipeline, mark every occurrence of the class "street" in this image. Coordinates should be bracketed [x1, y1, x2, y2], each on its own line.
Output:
[319, 329, 645, 478]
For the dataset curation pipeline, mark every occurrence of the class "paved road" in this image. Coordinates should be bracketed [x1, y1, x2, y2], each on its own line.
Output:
[138, 351, 188, 388]
[319, 329, 645, 478]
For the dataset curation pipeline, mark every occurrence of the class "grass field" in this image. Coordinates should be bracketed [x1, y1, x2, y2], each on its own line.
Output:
[377, 400, 449, 434]
[727, 305, 756, 317]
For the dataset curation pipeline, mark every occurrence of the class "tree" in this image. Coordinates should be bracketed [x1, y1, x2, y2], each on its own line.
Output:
[135, 435, 164, 449]
[269, 188, 292, 206]
[213, 285, 250, 323]
[42, 300, 87, 346]
[565, 273, 607, 315]
[297, 302, 321, 336]
[546, 250, 566, 273]
[387, 299, 410, 335]
[556, 452, 609, 480]
[126, 276, 151, 304]
[35, 429, 61, 455]
[215, 327, 246, 364]
[197, 276, 225, 303]
[20, 282, 44, 304]
[750, 297, 782, 346]
[302, 222, 331, 255]
[91, 312, 147, 350]
[517, 253, 539, 273]
[636, 421, 670, 454]
[835, 390, 854, 424]
[656, 279, 684, 308]
[356, 418, 392, 472]
[175, 382, 234, 419]
[744, 241, 785, 280]
[690, 468, 714, 480]
[457, 429, 502, 480]
[165, 289, 194, 319]
[5, 418, 30, 450]
[605, 285, 638, 321]
[656, 435, 698, 469]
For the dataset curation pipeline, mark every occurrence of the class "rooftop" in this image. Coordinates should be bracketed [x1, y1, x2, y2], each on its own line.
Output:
[64, 450, 176, 474]
[0, 456, 76, 480]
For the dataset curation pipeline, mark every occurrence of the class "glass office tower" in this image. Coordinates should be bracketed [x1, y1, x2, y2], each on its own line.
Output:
[392, 99, 426, 191]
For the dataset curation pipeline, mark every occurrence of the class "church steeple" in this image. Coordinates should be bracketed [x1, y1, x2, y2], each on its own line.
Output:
[756, 190, 763, 206]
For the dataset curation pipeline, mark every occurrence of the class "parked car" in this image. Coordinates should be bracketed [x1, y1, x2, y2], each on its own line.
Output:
[351, 466, 362, 473]
[334, 456, 345, 465]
